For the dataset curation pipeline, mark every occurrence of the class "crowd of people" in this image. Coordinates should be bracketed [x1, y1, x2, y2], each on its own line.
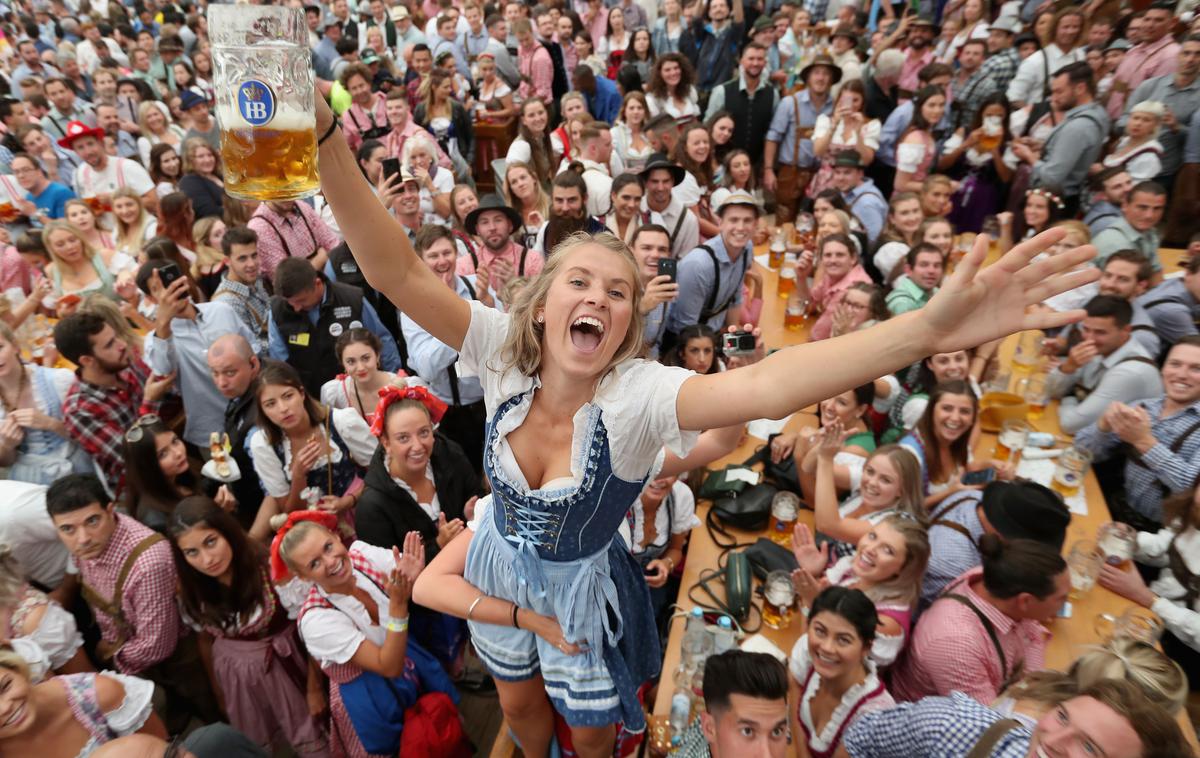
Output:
[0, 0, 1199, 756]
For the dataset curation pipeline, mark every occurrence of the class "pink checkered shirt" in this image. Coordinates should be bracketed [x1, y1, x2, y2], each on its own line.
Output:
[890, 567, 1048, 705]
[77, 514, 183, 674]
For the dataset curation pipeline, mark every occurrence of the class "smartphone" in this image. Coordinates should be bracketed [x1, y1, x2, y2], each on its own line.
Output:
[157, 261, 184, 290]
[381, 157, 402, 183]
[656, 257, 677, 283]
[722, 331, 756, 356]
[962, 468, 997, 486]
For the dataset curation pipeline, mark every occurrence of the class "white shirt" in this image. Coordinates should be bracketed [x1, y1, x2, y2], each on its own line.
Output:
[645, 89, 701, 122]
[618, 481, 699, 555]
[248, 407, 379, 499]
[391, 460, 441, 521]
[1006, 44, 1086, 106]
[72, 156, 154, 217]
[0, 481, 71, 589]
[419, 168, 455, 225]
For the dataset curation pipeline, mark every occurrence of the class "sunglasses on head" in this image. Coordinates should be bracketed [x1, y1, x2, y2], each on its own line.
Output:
[124, 413, 162, 443]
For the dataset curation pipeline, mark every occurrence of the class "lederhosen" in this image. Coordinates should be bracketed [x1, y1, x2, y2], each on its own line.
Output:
[437, 276, 487, 475]
[81, 534, 220, 733]
[1162, 539, 1200, 688]
[775, 93, 816, 220]
[661, 243, 752, 354]
[940, 577, 1026, 695]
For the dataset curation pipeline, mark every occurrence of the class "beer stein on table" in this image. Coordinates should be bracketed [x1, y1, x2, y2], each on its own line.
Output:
[994, 419, 1031, 463]
[769, 491, 800, 546]
[209, 5, 319, 201]
[1066, 539, 1102, 599]
[1050, 446, 1092, 499]
[761, 571, 796, 630]
[1097, 521, 1136, 569]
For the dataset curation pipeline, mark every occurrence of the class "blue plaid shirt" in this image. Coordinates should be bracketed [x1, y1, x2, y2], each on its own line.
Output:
[1075, 396, 1200, 523]
[920, 490, 986, 607]
[843, 692, 1031, 758]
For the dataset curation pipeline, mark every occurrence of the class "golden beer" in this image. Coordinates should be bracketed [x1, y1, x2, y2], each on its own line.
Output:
[210, 5, 318, 202]
[785, 303, 805, 331]
[1051, 446, 1091, 500]
[1050, 468, 1081, 499]
[761, 571, 795, 630]
[769, 492, 800, 546]
[1098, 522, 1135, 570]
[994, 420, 1030, 463]
[221, 123, 319, 201]
[778, 267, 796, 299]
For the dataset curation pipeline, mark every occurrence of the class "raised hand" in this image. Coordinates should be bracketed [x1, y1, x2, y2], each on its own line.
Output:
[791, 523, 829, 577]
[920, 228, 1098, 356]
[436, 512, 466, 547]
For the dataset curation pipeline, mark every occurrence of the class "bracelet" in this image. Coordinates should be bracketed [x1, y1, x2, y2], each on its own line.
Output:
[317, 119, 339, 146]
[466, 594, 485, 622]
[382, 615, 409, 633]
[511, 603, 520, 629]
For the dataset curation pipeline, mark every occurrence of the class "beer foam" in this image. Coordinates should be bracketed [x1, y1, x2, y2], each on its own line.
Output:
[217, 103, 316, 131]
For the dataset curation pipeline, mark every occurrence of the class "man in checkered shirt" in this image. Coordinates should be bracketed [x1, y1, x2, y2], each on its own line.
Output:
[839, 680, 1186, 757]
[47, 474, 221, 733]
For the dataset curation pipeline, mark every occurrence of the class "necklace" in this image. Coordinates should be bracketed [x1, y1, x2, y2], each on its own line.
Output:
[0, 364, 29, 414]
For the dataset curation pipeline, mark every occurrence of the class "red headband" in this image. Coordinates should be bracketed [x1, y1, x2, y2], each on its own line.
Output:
[269, 510, 339, 582]
[369, 384, 448, 437]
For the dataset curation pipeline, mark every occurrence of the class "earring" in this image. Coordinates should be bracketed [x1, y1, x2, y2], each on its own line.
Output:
[535, 313, 544, 324]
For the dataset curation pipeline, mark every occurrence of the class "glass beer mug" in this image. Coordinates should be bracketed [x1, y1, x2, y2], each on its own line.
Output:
[209, 5, 319, 201]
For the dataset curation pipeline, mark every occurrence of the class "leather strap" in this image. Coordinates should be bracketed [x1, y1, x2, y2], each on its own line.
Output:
[966, 719, 1023, 758]
[942, 592, 1022, 689]
[80, 533, 166, 650]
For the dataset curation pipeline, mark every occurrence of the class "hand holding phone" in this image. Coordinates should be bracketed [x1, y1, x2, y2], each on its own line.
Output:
[656, 257, 677, 283]
[722, 331, 756, 357]
[961, 468, 996, 487]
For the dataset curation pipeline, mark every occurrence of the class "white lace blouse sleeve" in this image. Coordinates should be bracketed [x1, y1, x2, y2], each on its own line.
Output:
[942, 132, 964, 153]
[869, 630, 905, 667]
[276, 577, 315, 619]
[466, 493, 493, 532]
[249, 429, 291, 499]
[813, 114, 833, 140]
[788, 634, 812, 682]
[1124, 151, 1162, 183]
[320, 378, 348, 409]
[673, 173, 702, 206]
[669, 481, 700, 534]
[1135, 525, 1178, 568]
[332, 407, 379, 467]
[860, 119, 882, 150]
[506, 138, 531, 165]
[31, 601, 84, 670]
[100, 672, 156, 735]
[604, 360, 700, 472]
[895, 141, 926, 173]
[300, 605, 366, 665]
[9, 638, 50, 682]
[873, 375, 900, 413]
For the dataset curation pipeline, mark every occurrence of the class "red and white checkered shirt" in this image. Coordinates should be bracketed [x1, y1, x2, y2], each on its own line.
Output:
[77, 514, 183, 674]
[890, 567, 1048, 705]
[62, 359, 155, 500]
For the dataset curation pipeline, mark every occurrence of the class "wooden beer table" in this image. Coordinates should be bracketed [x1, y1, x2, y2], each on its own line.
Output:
[649, 248, 1199, 749]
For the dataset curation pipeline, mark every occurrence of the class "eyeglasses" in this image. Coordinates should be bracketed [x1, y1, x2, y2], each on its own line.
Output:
[124, 413, 162, 443]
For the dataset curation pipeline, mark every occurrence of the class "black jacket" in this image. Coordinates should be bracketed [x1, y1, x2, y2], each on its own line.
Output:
[413, 100, 476, 166]
[356, 435, 482, 561]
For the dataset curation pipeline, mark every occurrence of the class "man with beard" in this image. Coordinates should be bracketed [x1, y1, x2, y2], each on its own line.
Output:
[535, 168, 606, 258]
[1012, 62, 1110, 215]
[54, 312, 175, 498]
[665, 190, 759, 343]
[59, 120, 156, 218]
[879, 14, 936, 98]
[458, 193, 545, 288]
[703, 42, 778, 166]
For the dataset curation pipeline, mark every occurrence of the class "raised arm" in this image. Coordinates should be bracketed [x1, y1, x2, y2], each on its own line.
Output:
[676, 229, 1098, 431]
[314, 92, 470, 351]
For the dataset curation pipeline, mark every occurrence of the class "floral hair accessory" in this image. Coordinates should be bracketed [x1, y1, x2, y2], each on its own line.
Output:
[1025, 186, 1065, 210]
[368, 383, 448, 437]
[269, 510, 339, 582]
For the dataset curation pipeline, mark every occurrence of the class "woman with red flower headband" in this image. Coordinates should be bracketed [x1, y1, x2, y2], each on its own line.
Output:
[314, 84, 1099, 757]
[356, 381, 485, 668]
[271, 511, 469, 758]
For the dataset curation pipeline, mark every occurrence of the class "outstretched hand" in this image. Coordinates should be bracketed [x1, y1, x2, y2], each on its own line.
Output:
[920, 228, 1098, 356]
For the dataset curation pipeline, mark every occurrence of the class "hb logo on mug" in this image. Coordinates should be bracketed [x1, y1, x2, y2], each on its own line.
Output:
[238, 80, 276, 127]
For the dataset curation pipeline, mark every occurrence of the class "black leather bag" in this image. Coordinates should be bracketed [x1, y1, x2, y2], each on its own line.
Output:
[742, 537, 800, 581]
[709, 482, 778, 538]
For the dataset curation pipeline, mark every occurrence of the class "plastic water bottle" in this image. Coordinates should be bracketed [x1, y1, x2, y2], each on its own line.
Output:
[668, 686, 692, 746]
[681, 608, 711, 669]
[713, 616, 736, 654]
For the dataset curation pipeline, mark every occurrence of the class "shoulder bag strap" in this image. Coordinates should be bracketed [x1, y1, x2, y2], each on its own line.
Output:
[671, 206, 688, 243]
[966, 719, 1024, 758]
[791, 94, 802, 167]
